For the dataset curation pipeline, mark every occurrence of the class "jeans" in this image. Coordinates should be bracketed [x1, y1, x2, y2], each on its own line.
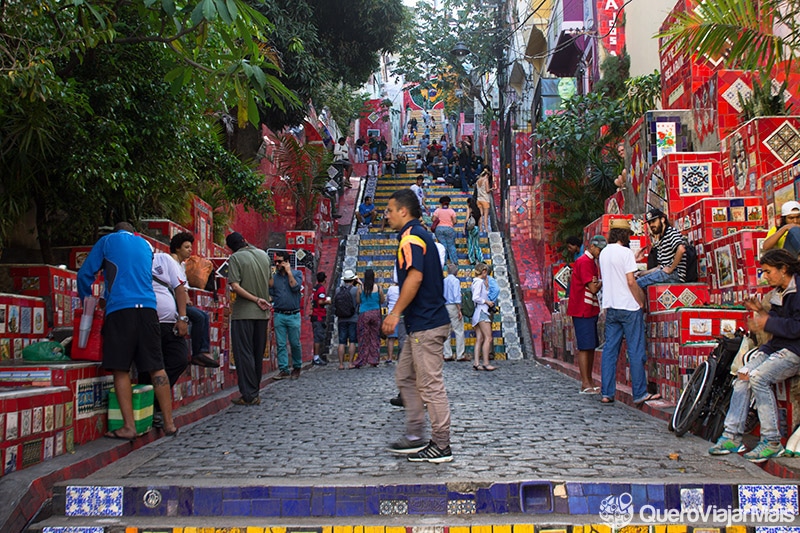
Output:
[274, 312, 302, 371]
[459, 168, 471, 192]
[636, 267, 682, 289]
[601, 307, 647, 401]
[723, 348, 800, 442]
[784, 227, 800, 257]
[443, 304, 465, 359]
[435, 226, 458, 265]
[186, 305, 210, 357]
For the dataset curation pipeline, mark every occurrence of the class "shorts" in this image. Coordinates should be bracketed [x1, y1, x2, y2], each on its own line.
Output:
[572, 315, 600, 351]
[102, 308, 164, 373]
[338, 320, 358, 345]
[477, 200, 490, 209]
[312, 320, 326, 343]
[478, 311, 491, 323]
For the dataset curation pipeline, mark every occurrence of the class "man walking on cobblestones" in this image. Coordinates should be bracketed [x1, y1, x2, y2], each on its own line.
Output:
[270, 250, 304, 380]
[382, 189, 453, 463]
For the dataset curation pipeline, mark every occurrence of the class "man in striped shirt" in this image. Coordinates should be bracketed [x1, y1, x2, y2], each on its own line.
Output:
[636, 209, 687, 289]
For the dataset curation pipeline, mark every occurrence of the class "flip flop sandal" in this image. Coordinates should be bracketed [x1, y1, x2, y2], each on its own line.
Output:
[600, 397, 615, 404]
[105, 429, 135, 442]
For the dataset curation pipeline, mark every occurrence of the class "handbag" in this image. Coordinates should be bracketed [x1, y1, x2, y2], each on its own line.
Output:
[466, 216, 476, 231]
[185, 255, 214, 289]
[431, 218, 440, 232]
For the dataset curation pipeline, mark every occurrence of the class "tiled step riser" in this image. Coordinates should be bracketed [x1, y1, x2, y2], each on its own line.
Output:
[50, 481, 798, 520]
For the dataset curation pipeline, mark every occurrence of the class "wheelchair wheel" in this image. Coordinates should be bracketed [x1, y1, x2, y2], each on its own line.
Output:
[672, 358, 716, 437]
[703, 387, 732, 442]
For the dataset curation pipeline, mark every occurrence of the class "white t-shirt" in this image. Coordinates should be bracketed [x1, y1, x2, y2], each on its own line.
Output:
[435, 242, 446, 269]
[152, 253, 186, 323]
[598, 243, 640, 311]
[386, 285, 400, 314]
[410, 184, 425, 208]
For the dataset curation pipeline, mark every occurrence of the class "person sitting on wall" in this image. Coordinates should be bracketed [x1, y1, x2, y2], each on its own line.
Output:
[635, 209, 686, 289]
[762, 201, 800, 257]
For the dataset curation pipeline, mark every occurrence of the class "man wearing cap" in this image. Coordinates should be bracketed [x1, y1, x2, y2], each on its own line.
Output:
[762, 201, 800, 256]
[270, 250, 304, 380]
[336, 269, 361, 370]
[226, 232, 272, 406]
[635, 208, 687, 289]
[599, 220, 658, 405]
[567, 235, 606, 394]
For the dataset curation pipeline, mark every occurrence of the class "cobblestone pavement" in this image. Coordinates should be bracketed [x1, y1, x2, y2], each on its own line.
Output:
[91, 360, 776, 484]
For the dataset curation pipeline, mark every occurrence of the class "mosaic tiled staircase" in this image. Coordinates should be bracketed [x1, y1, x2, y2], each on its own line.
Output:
[334, 172, 522, 360]
[35, 480, 800, 529]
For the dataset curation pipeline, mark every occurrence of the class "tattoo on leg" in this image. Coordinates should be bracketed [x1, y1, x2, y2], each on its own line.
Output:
[152, 375, 169, 387]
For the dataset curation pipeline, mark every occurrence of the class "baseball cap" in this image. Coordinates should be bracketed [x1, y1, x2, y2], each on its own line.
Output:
[590, 235, 608, 250]
[225, 231, 246, 250]
[645, 209, 666, 223]
[342, 269, 358, 281]
[781, 201, 800, 216]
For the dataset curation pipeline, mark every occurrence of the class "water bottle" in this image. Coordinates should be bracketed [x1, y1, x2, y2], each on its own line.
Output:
[78, 296, 97, 348]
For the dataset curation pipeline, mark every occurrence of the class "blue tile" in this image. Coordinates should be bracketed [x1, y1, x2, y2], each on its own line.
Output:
[566, 483, 584, 497]
[494, 499, 510, 513]
[222, 500, 251, 516]
[337, 487, 366, 501]
[568, 496, 589, 515]
[178, 488, 193, 516]
[648, 500, 666, 511]
[665, 485, 681, 510]
[282, 498, 310, 517]
[335, 500, 365, 516]
[241, 487, 268, 500]
[123, 487, 138, 515]
[408, 496, 447, 514]
[588, 495, 606, 514]
[611, 484, 631, 495]
[223, 487, 241, 499]
[252, 499, 280, 517]
[553, 497, 569, 514]
[647, 484, 665, 503]
[270, 486, 298, 498]
[704, 484, 720, 508]
[490, 483, 510, 500]
[193, 488, 223, 516]
[448, 491, 474, 500]
[365, 491, 380, 515]
[585, 483, 610, 496]
[475, 488, 495, 513]
[631, 484, 648, 510]
[719, 485, 734, 508]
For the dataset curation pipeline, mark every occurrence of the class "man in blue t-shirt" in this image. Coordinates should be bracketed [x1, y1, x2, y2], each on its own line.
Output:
[382, 189, 452, 463]
[77, 222, 178, 440]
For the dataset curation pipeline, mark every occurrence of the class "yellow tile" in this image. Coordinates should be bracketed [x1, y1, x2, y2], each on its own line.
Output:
[385, 528, 406, 533]
[653, 526, 666, 533]
[473, 526, 493, 533]
[354, 527, 364, 533]
[726, 527, 747, 533]
[246, 528, 265, 533]
[587, 525, 611, 533]
[450, 527, 471, 533]
[364, 527, 383, 533]
[666, 526, 687, 533]
[322, 528, 333, 533]
[494, 525, 512, 533]
[268, 528, 287, 533]
[334, 527, 354, 533]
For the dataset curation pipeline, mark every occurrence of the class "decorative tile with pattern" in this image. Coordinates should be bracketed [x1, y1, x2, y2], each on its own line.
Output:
[678, 163, 712, 196]
[680, 487, 704, 513]
[65, 485, 124, 517]
[755, 527, 800, 533]
[553, 266, 571, 290]
[739, 485, 799, 515]
[721, 78, 752, 113]
[764, 122, 800, 164]
[447, 499, 477, 514]
[43, 528, 105, 533]
[678, 289, 699, 307]
[657, 290, 678, 310]
[379, 499, 408, 515]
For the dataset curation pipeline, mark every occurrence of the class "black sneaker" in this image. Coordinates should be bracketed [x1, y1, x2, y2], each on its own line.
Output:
[232, 396, 260, 406]
[386, 437, 426, 454]
[407, 441, 453, 463]
[389, 395, 404, 407]
[273, 370, 291, 380]
[313, 357, 328, 366]
[290, 368, 301, 380]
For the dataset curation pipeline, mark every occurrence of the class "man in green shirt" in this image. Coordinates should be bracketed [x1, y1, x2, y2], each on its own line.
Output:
[226, 232, 272, 406]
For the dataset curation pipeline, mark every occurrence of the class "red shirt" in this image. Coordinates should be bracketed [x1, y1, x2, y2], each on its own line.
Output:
[567, 251, 600, 318]
[312, 283, 328, 321]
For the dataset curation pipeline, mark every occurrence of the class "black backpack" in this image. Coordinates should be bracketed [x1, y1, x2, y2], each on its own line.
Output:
[333, 285, 356, 318]
[683, 240, 698, 282]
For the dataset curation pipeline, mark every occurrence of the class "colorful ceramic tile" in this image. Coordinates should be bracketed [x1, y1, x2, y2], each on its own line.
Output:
[680, 488, 704, 513]
[43, 436, 54, 460]
[679, 163, 712, 196]
[764, 121, 800, 164]
[678, 289, 698, 307]
[32, 406, 43, 434]
[4, 445, 17, 474]
[656, 122, 677, 160]
[553, 265, 572, 290]
[657, 290, 678, 310]
[33, 307, 45, 334]
[44, 405, 54, 432]
[739, 485, 799, 515]
[65, 485, 124, 517]
[447, 499, 477, 515]
[721, 77, 752, 113]
[43, 528, 105, 533]
[20, 409, 31, 437]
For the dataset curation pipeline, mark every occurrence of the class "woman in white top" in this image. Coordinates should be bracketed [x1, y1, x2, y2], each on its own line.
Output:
[471, 262, 496, 371]
[475, 169, 496, 234]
